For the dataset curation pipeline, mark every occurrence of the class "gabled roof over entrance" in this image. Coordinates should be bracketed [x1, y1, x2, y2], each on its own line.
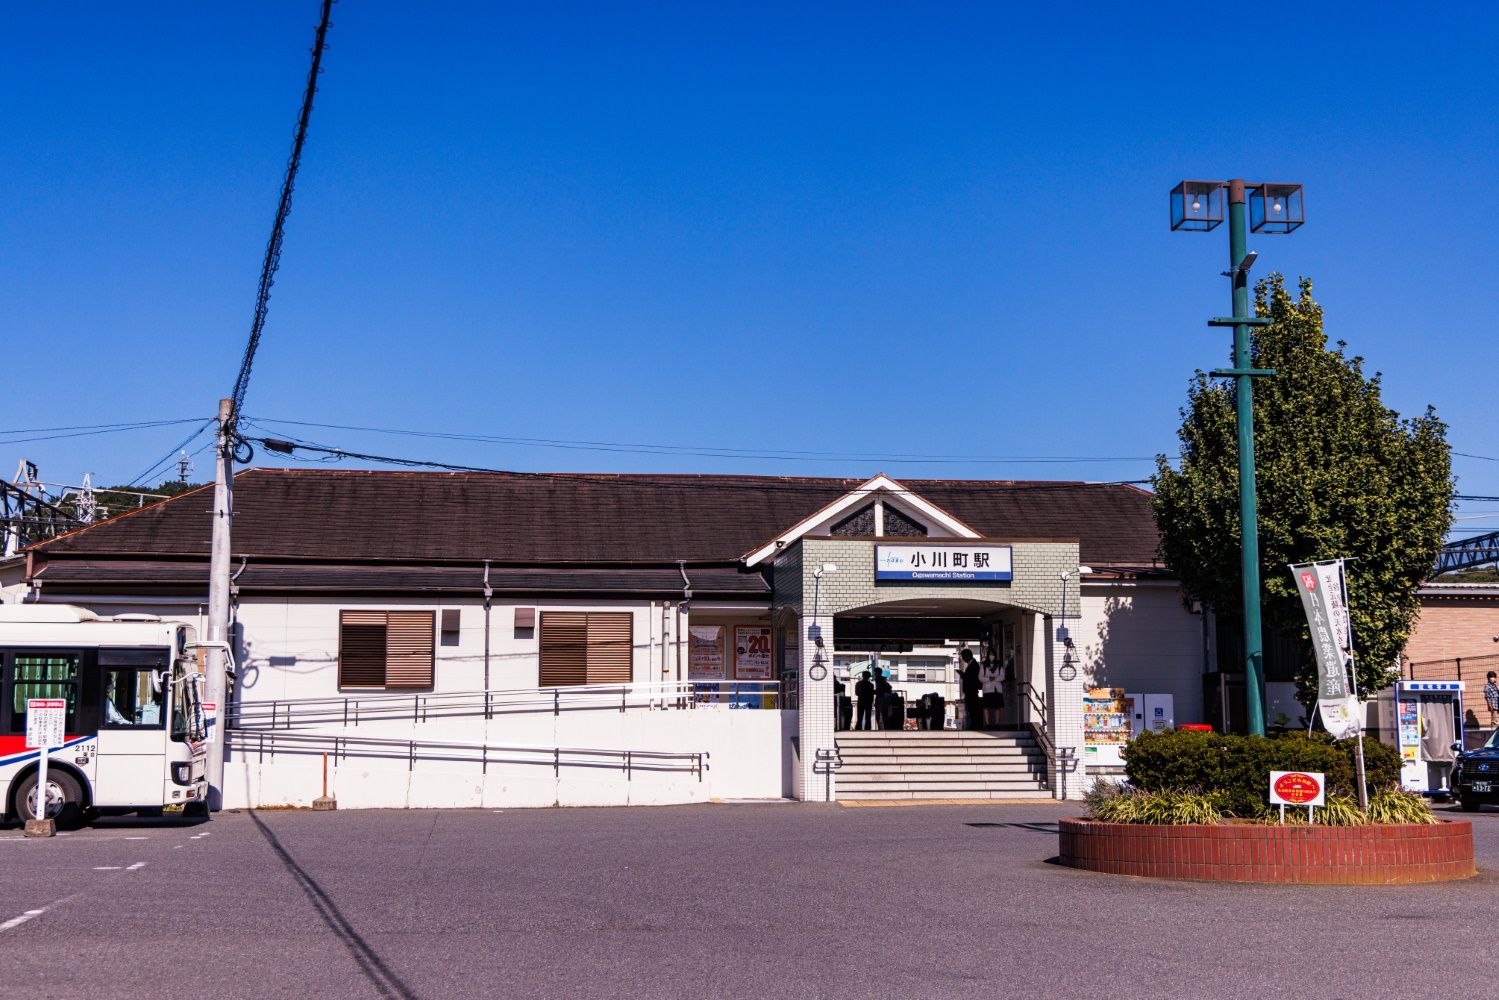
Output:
[22, 468, 1166, 569]
[741, 474, 980, 566]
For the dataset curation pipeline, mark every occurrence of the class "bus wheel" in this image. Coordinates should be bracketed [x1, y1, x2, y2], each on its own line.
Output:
[183, 801, 209, 819]
[15, 770, 85, 831]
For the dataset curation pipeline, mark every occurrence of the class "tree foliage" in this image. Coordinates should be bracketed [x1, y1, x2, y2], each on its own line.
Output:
[1152, 275, 1453, 700]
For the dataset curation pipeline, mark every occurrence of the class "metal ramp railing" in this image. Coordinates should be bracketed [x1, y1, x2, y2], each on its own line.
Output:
[227, 680, 690, 730]
[224, 728, 709, 780]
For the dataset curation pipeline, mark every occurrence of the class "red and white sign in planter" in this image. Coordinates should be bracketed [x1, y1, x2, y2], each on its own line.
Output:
[1270, 770, 1325, 821]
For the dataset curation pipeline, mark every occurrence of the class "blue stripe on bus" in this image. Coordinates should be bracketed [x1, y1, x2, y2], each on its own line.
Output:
[0, 735, 94, 768]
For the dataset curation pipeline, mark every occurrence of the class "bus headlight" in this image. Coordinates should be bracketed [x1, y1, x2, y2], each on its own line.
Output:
[171, 762, 193, 786]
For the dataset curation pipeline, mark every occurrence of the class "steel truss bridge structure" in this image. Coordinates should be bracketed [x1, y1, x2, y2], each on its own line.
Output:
[1434, 530, 1499, 577]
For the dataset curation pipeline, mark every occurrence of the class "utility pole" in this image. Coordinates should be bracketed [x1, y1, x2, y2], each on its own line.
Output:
[206, 398, 234, 809]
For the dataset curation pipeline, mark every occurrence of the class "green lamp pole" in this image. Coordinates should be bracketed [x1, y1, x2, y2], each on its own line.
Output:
[1171, 178, 1304, 737]
[1226, 179, 1267, 737]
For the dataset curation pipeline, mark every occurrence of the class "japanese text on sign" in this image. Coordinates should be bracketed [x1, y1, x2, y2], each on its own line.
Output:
[875, 545, 1013, 582]
[734, 626, 773, 679]
[25, 698, 66, 750]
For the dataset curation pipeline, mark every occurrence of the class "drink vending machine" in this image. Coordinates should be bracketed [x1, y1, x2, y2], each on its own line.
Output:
[1377, 680, 1464, 796]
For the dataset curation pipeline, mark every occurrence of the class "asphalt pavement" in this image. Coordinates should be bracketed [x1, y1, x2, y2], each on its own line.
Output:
[0, 800, 1496, 999]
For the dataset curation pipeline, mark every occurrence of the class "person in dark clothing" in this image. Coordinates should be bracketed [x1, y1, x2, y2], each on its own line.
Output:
[854, 671, 875, 731]
[959, 648, 983, 731]
[873, 667, 895, 729]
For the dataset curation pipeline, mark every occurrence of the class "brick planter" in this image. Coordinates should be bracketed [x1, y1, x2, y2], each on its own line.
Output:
[1058, 817, 1476, 884]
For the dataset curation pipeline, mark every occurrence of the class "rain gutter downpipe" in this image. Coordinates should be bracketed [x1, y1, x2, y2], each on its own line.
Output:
[677, 560, 692, 687]
[482, 560, 493, 700]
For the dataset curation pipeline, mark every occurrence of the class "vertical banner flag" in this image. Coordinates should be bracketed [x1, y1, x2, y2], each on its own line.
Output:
[1290, 559, 1360, 739]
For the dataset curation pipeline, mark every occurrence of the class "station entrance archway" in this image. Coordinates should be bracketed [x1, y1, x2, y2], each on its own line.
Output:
[831, 599, 1041, 735]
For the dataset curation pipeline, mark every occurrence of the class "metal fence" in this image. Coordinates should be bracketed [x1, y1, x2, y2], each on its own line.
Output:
[1405, 652, 1499, 683]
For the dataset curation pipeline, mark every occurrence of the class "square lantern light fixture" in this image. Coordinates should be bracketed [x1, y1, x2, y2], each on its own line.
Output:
[1250, 183, 1304, 233]
[1170, 180, 1224, 231]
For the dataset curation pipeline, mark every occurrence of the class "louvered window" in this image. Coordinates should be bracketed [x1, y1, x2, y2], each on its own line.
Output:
[539, 612, 633, 687]
[338, 610, 435, 690]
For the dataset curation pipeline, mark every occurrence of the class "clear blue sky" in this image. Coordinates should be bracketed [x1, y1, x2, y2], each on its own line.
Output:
[4, 2, 1496, 534]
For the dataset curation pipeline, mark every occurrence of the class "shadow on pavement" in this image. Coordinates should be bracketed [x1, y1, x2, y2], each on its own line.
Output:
[248, 810, 419, 1000]
[966, 821, 1059, 834]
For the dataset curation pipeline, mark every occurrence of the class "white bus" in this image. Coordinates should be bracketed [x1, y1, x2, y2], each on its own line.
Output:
[0, 605, 211, 827]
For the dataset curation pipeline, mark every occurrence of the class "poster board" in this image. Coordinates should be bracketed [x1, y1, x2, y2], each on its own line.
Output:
[734, 625, 773, 680]
[688, 625, 726, 680]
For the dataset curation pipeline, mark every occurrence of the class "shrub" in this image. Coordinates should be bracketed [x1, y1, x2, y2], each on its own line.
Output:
[1366, 789, 1437, 825]
[1314, 794, 1368, 827]
[1124, 728, 1404, 819]
[1092, 788, 1221, 825]
[1083, 776, 1125, 815]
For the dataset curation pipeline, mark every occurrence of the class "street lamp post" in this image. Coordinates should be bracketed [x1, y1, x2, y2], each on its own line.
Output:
[1171, 178, 1304, 737]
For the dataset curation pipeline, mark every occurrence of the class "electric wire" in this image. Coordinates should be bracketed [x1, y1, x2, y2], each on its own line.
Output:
[232, 429, 1152, 496]
[229, 0, 335, 423]
[0, 418, 205, 445]
[244, 416, 1160, 466]
[125, 420, 215, 489]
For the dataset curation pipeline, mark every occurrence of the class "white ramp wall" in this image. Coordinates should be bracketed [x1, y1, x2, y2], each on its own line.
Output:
[221, 705, 787, 810]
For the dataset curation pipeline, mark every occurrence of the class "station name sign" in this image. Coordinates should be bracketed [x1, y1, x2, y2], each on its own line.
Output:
[875, 544, 1013, 582]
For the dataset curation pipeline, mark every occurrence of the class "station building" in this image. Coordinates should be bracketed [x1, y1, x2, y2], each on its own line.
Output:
[0, 468, 1211, 807]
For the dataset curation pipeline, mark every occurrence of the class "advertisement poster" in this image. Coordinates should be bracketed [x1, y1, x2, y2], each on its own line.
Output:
[1397, 698, 1421, 762]
[735, 625, 773, 680]
[688, 626, 725, 680]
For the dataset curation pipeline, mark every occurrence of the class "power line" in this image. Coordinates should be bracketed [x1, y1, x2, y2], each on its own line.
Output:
[230, 0, 335, 421]
[126, 421, 215, 489]
[244, 416, 1164, 466]
[0, 418, 205, 445]
[234, 431, 1152, 497]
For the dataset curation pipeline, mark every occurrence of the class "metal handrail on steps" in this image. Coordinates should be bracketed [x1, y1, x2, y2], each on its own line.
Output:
[223, 728, 709, 780]
[1018, 680, 1079, 792]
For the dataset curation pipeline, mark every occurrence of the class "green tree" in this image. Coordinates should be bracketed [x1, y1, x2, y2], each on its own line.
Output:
[56, 479, 206, 524]
[1152, 275, 1453, 702]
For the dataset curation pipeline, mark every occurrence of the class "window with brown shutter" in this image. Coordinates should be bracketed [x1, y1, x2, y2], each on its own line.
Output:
[539, 611, 633, 687]
[338, 610, 435, 690]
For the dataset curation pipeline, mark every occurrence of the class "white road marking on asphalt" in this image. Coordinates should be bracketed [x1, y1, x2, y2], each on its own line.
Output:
[124, 836, 147, 841]
[126, 862, 146, 871]
[0, 910, 46, 932]
[172, 845, 182, 850]
[93, 866, 123, 871]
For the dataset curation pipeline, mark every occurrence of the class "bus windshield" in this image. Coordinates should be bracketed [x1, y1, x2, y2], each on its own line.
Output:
[171, 653, 208, 746]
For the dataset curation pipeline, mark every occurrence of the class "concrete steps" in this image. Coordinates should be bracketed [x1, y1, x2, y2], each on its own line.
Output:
[835, 730, 1051, 801]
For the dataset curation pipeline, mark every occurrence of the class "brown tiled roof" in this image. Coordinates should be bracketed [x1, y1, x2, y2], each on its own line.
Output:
[32, 558, 767, 598]
[30, 468, 1163, 567]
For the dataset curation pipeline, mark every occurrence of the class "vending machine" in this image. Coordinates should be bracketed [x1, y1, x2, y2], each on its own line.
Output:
[1083, 688, 1136, 767]
[1377, 680, 1464, 796]
[1133, 694, 1176, 736]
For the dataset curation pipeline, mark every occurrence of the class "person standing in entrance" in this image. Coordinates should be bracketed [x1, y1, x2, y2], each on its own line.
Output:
[1485, 671, 1499, 729]
[855, 671, 875, 731]
[959, 649, 982, 731]
[873, 667, 895, 730]
[980, 652, 1005, 730]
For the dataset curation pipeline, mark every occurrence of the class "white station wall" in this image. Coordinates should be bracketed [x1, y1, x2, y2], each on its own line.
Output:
[233, 596, 687, 701]
[1075, 583, 1207, 726]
